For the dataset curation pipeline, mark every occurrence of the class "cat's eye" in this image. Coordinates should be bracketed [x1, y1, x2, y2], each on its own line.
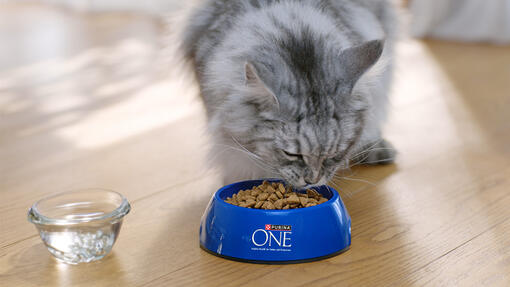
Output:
[282, 150, 301, 159]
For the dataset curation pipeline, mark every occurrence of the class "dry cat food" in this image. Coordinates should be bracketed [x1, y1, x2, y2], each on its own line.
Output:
[225, 181, 328, 209]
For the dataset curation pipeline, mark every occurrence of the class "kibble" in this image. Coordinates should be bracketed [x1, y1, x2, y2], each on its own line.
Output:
[225, 181, 328, 209]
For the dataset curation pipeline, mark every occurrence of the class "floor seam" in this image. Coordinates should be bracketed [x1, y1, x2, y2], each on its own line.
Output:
[403, 214, 510, 285]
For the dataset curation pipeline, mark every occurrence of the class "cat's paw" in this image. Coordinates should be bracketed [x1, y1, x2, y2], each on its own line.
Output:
[352, 139, 397, 165]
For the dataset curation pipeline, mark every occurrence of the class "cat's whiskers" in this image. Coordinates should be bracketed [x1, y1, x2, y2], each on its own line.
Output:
[350, 139, 384, 159]
[348, 146, 396, 168]
[330, 175, 378, 198]
[228, 136, 282, 176]
[349, 157, 397, 168]
[332, 174, 377, 186]
[230, 135, 264, 161]
[329, 180, 354, 199]
[336, 167, 356, 178]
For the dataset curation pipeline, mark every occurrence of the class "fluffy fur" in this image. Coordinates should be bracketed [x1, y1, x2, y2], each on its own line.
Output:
[180, 0, 397, 187]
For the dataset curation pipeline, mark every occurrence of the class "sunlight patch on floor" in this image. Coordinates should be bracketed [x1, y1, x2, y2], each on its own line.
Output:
[55, 80, 201, 149]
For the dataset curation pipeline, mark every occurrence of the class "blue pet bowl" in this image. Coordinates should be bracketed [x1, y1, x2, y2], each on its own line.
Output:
[199, 179, 351, 264]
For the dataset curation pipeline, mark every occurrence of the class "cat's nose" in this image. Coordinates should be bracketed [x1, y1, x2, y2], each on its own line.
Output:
[304, 172, 321, 185]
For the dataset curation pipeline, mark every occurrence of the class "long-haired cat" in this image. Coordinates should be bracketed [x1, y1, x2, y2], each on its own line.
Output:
[180, 0, 397, 187]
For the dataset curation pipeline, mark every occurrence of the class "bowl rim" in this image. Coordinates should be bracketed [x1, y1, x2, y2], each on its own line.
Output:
[214, 179, 340, 214]
[28, 188, 131, 226]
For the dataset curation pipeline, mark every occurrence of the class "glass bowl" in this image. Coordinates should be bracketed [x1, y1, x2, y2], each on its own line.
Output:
[27, 189, 131, 264]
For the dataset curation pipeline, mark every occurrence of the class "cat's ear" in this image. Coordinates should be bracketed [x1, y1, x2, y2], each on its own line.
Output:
[244, 61, 279, 109]
[339, 39, 384, 84]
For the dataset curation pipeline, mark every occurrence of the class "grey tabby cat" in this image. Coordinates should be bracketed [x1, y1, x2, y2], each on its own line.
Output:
[180, 0, 397, 187]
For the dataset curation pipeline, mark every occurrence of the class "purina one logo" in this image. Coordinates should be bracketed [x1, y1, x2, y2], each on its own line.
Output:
[251, 224, 292, 248]
[265, 224, 291, 231]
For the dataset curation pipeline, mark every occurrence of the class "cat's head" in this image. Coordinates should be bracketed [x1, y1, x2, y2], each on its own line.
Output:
[227, 39, 383, 188]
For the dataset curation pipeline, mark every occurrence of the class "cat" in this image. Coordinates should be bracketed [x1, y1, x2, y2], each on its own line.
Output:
[180, 0, 397, 188]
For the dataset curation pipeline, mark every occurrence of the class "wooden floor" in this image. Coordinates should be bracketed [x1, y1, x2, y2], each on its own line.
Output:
[1, 3, 510, 287]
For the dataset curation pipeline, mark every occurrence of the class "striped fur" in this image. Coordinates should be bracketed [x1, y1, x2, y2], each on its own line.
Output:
[180, 0, 397, 187]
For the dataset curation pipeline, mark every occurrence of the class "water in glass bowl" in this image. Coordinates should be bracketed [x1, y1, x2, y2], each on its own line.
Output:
[38, 222, 122, 264]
